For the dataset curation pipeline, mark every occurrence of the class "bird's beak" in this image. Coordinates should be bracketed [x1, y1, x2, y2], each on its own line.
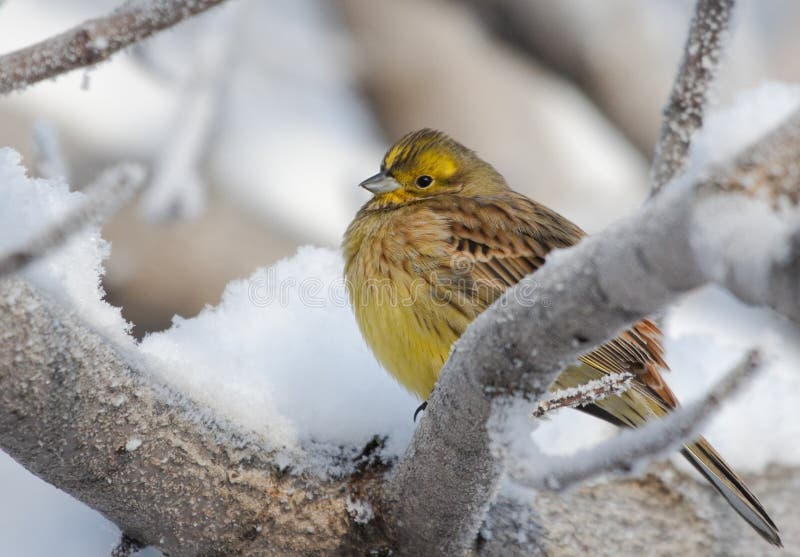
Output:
[359, 172, 401, 194]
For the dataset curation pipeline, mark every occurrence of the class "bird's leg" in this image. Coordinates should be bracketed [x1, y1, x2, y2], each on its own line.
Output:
[413, 401, 428, 422]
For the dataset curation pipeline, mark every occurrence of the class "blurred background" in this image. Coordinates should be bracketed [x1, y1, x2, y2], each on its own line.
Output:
[3, 0, 800, 339]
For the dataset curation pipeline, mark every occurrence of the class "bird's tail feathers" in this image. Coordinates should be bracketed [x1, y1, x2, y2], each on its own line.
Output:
[681, 437, 781, 547]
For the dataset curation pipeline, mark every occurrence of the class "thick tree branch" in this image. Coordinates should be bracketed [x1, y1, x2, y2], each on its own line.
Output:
[651, 0, 736, 193]
[0, 0, 233, 95]
[385, 110, 800, 555]
[0, 277, 388, 557]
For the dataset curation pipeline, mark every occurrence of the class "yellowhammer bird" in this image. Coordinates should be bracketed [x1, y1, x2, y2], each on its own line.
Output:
[343, 129, 780, 546]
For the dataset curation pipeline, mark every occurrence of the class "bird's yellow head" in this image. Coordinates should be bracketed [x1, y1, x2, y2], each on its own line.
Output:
[359, 129, 506, 208]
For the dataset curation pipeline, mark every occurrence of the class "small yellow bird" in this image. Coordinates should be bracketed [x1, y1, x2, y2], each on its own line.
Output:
[343, 129, 780, 546]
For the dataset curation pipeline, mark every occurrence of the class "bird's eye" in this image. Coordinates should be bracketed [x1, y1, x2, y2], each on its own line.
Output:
[416, 175, 433, 188]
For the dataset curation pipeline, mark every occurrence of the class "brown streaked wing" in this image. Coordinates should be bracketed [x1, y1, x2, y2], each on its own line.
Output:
[427, 193, 678, 410]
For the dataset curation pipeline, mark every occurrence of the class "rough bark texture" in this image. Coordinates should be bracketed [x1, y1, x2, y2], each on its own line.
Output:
[651, 0, 735, 193]
[0, 278, 390, 556]
[0, 0, 234, 95]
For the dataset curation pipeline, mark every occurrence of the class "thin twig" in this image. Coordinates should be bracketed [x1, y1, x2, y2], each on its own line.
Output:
[513, 350, 761, 491]
[651, 0, 735, 194]
[532, 371, 633, 418]
[0, 164, 146, 277]
[0, 0, 233, 95]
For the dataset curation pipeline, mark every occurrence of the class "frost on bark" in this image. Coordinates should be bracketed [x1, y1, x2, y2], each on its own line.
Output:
[651, 0, 736, 193]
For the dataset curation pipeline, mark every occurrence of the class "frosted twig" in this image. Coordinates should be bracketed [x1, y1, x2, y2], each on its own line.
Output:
[0, 0, 233, 95]
[514, 350, 761, 492]
[31, 120, 68, 181]
[532, 372, 633, 418]
[0, 164, 145, 276]
[651, 0, 735, 194]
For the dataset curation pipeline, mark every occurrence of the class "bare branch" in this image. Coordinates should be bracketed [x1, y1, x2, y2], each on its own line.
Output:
[0, 0, 233, 96]
[512, 350, 761, 491]
[651, 0, 736, 193]
[0, 164, 145, 277]
[532, 371, 633, 418]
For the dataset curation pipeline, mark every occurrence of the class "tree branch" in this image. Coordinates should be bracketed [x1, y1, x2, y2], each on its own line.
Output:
[0, 277, 388, 557]
[511, 350, 761, 491]
[651, 0, 736, 193]
[0, 164, 146, 277]
[0, 0, 233, 95]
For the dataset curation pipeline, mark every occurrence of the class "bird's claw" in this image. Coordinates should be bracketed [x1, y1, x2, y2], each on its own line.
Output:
[413, 401, 428, 422]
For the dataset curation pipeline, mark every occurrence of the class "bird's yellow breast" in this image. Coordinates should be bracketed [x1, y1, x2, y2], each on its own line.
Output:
[343, 206, 469, 399]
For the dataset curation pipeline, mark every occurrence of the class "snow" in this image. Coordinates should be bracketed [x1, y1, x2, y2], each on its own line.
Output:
[665, 286, 800, 472]
[691, 193, 799, 298]
[139, 246, 417, 474]
[0, 452, 123, 557]
[690, 82, 800, 167]
[0, 148, 132, 344]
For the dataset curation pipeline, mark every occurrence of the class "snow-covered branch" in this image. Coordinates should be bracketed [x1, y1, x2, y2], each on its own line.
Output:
[512, 350, 761, 491]
[386, 109, 800, 555]
[0, 164, 145, 277]
[0, 278, 385, 556]
[651, 0, 735, 193]
[0, 0, 233, 95]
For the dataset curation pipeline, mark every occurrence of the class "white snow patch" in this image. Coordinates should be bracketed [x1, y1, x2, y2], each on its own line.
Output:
[139, 246, 417, 475]
[691, 193, 799, 299]
[0, 148, 132, 344]
[690, 82, 800, 167]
